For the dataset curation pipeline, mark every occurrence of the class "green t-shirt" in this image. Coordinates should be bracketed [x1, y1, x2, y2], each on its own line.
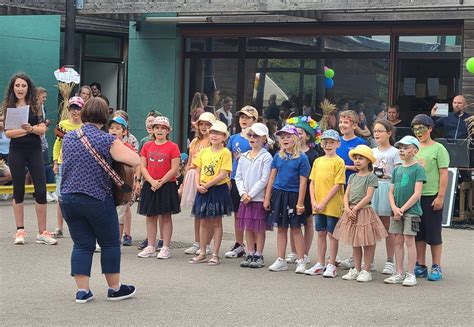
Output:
[416, 142, 449, 196]
[138, 135, 153, 153]
[391, 163, 426, 216]
[348, 173, 378, 205]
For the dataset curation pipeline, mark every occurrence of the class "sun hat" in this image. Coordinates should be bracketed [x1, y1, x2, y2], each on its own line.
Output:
[210, 120, 229, 138]
[111, 116, 128, 129]
[287, 116, 321, 144]
[236, 105, 259, 120]
[394, 135, 420, 149]
[321, 129, 340, 141]
[245, 123, 275, 145]
[275, 124, 299, 137]
[197, 112, 217, 125]
[68, 96, 84, 109]
[349, 144, 376, 164]
[411, 114, 434, 127]
[152, 116, 172, 131]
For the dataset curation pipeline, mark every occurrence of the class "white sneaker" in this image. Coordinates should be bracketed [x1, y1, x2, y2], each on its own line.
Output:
[137, 245, 155, 258]
[157, 247, 170, 259]
[342, 268, 359, 280]
[327, 255, 342, 266]
[14, 229, 26, 245]
[305, 262, 325, 276]
[303, 255, 311, 265]
[52, 192, 59, 201]
[323, 263, 337, 278]
[269, 257, 288, 272]
[184, 243, 199, 255]
[196, 245, 211, 255]
[224, 243, 245, 258]
[35, 231, 58, 245]
[295, 259, 307, 274]
[382, 261, 396, 275]
[46, 192, 56, 202]
[356, 270, 372, 282]
[402, 273, 417, 287]
[384, 273, 405, 284]
[285, 252, 297, 263]
[340, 257, 355, 270]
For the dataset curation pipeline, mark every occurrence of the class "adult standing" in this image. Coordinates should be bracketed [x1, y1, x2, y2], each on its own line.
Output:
[265, 94, 281, 122]
[60, 97, 140, 303]
[78, 85, 92, 103]
[387, 104, 407, 127]
[3, 73, 56, 245]
[90, 82, 109, 106]
[431, 95, 471, 139]
[216, 97, 234, 130]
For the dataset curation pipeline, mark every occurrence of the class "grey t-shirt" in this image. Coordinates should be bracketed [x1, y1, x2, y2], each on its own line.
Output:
[348, 173, 378, 205]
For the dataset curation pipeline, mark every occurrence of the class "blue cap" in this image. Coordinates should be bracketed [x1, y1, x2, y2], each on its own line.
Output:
[395, 135, 420, 149]
[321, 129, 340, 141]
[111, 116, 128, 129]
[180, 153, 188, 162]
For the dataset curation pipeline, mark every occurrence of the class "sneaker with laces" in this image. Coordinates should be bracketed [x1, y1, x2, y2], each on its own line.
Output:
[53, 228, 64, 238]
[122, 234, 132, 246]
[414, 263, 428, 278]
[323, 263, 337, 278]
[107, 284, 136, 301]
[225, 242, 245, 258]
[356, 270, 372, 282]
[285, 252, 297, 263]
[76, 290, 94, 303]
[196, 245, 212, 255]
[342, 268, 359, 280]
[157, 247, 170, 259]
[249, 255, 265, 268]
[427, 264, 443, 281]
[137, 239, 148, 250]
[382, 261, 395, 275]
[137, 245, 156, 258]
[384, 273, 405, 284]
[295, 258, 307, 274]
[305, 262, 325, 276]
[35, 231, 58, 245]
[155, 239, 164, 251]
[240, 254, 254, 268]
[14, 229, 26, 245]
[269, 257, 288, 272]
[402, 273, 417, 286]
[340, 257, 355, 270]
[184, 243, 200, 255]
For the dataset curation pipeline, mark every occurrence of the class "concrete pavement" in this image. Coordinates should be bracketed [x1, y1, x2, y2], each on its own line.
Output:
[0, 202, 473, 326]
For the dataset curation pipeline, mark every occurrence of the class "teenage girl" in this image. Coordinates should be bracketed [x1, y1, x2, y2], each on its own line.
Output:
[190, 120, 233, 266]
[333, 145, 388, 282]
[371, 119, 401, 275]
[181, 112, 216, 255]
[235, 123, 273, 268]
[137, 116, 181, 259]
[264, 125, 311, 274]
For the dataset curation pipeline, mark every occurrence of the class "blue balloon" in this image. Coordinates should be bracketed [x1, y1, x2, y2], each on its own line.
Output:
[325, 78, 334, 89]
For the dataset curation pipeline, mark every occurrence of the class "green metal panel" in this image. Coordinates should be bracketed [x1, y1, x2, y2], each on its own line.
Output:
[0, 15, 61, 145]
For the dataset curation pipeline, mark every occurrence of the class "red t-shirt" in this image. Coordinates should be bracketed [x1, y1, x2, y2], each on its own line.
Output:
[140, 140, 180, 180]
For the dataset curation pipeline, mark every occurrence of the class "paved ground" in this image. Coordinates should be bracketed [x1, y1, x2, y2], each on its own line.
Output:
[0, 201, 473, 326]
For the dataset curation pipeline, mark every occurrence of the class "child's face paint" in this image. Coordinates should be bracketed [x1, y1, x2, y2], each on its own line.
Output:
[412, 124, 429, 138]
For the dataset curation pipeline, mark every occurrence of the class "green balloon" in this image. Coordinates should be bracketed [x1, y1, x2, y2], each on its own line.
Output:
[325, 69, 335, 79]
[467, 57, 474, 74]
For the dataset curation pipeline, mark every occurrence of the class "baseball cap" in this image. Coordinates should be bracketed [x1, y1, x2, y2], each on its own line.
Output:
[321, 129, 340, 141]
[153, 116, 172, 131]
[246, 123, 275, 145]
[394, 135, 420, 149]
[68, 96, 84, 109]
[275, 124, 299, 137]
[236, 105, 259, 120]
[111, 116, 128, 129]
[411, 114, 434, 127]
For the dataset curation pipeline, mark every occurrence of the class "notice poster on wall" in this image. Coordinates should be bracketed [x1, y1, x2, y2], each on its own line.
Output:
[403, 78, 416, 96]
[427, 78, 439, 96]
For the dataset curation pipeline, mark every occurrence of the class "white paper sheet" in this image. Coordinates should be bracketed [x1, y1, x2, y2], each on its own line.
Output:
[435, 103, 449, 117]
[5, 105, 29, 129]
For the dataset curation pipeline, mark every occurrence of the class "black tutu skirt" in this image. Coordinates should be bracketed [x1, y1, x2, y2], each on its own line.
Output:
[138, 181, 181, 216]
[192, 183, 233, 218]
[267, 189, 307, 228]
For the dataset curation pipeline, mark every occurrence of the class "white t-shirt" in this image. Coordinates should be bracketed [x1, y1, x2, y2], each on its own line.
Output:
[372, 146, 401, 179]
[216, 108, 233, 128]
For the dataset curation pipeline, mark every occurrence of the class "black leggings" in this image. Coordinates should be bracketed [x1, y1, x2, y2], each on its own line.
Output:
[9, 146, 46, 204]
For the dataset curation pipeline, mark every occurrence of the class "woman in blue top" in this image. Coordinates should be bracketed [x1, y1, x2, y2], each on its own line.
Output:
[60, 97, 140, 303]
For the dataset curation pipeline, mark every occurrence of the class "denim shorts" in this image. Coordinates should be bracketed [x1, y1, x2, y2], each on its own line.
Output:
[55, 164, 62, 198]
[315, 214, 338, 233]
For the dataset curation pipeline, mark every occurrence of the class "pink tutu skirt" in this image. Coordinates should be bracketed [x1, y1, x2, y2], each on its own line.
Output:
[180, 168, 197, 209]
[333, 207, 388, 247]
[237, 201, 268, 232]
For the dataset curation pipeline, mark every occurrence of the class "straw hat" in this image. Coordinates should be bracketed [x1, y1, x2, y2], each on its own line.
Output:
[349, 145, 376, 164]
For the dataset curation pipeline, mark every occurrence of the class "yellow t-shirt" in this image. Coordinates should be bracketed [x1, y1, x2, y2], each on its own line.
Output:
[309, 155, 346, 218]
[193, 147, 232, 185]
[53, 119, 82, 164]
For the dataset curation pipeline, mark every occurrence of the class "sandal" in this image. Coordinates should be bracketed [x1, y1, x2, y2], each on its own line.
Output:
[189, 254, 207, 264]
[208, 254, 220, 266]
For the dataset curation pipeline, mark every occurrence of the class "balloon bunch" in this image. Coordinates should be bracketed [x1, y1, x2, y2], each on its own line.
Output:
[467, 57, 474, 75]
[324, 66, 335, 89]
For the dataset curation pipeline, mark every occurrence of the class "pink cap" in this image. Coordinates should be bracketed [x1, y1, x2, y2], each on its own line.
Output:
[68, 96, 84, 109]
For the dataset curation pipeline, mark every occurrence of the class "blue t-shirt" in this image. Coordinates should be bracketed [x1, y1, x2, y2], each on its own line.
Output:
[227, 133, 251, 179]
[271, 152, 311, 193]
[336, 136, 367, 183]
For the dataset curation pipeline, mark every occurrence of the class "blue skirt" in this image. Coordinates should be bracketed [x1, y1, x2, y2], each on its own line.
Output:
[267, 189, 306, 228]
[372, 180, 391, 217]
[192, 183, 233, 218]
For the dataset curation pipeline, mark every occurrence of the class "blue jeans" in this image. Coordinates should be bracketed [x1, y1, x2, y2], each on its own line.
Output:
[60, 193, 121, 276]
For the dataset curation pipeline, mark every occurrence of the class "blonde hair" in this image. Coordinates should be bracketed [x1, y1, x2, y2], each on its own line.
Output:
[278, 134, 301, 159]
[339, 110, 360, 125]
[190, 92, 203, 115]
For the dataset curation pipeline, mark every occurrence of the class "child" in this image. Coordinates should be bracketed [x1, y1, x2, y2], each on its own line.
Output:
[226, 106, 259, 259]
[411, 114, 449, 281]
[264, 125, 311, 273]
[137, 116, 181, 259]
[108, 116, 137, 246]
[181, 112, 216, 255]
[305, 130, 345, 278]
[336, 110, 368, 270]
[190, 120, 233, 266]
[285, 116, 321, 264]
[333, 145, 388, 282]
[113, 110, 138, 152]
[235, 123, 273, 268]
[52, 96, 84, 237]
[371, 119, 401, 275]
[385, 136, 426, 287]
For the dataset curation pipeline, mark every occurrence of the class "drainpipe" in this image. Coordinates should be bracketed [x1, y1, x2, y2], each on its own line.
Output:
[64, 0, 76, 67]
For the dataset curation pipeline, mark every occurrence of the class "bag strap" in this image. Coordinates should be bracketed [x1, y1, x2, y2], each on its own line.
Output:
[76, 128, 127, 190]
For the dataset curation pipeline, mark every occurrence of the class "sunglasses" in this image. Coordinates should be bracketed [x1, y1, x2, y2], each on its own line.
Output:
[247, 133, 260, 139]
